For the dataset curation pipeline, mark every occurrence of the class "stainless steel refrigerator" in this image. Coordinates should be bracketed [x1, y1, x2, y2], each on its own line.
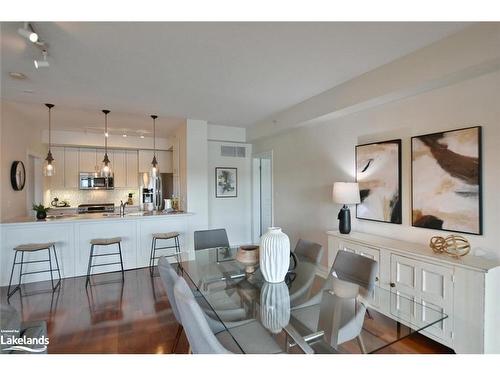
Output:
[139, 172, 173, 211]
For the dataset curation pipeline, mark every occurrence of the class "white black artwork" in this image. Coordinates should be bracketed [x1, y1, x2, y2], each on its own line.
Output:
[356, 139, 402, 224]
[412, 126, 482, 235]
[216, 167, 237, 198]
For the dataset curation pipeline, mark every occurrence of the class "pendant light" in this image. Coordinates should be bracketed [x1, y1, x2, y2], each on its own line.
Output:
[43, 103, 55, 176]
[150, 115, 159, 178]
[100, 109, 112, 177]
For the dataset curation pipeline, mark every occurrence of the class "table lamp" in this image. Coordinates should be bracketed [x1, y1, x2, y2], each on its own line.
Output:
[332, 182, 360, 234]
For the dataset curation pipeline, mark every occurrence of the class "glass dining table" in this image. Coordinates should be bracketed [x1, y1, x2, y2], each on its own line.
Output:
[177, 247, 448, 354]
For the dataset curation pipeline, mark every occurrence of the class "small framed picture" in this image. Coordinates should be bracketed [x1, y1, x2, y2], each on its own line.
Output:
[216, 167, 237, 198]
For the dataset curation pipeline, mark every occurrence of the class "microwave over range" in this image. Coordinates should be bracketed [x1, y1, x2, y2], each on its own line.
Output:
[79, 172, 114, 190]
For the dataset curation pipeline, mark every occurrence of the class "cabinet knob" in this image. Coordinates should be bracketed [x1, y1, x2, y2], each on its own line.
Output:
[390, 282, 396, 288]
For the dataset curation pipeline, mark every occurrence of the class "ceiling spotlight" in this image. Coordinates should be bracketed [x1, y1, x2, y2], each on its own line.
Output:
[122, 134, 127, 138]
[105, 132, 109, 138]
[34, 50, 49, 69]
[18, 23, 38, 43]
[140, 135, 145, 139]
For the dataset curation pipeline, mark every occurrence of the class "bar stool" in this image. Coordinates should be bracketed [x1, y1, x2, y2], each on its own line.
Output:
[86, 237, 124, 287]
[7, 242, 62, 300]
[149, 232, 181, 276]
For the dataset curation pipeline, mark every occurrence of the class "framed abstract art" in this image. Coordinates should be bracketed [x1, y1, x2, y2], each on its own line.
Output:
[215, 167, 238, 198]
[356, 139, 402, 224]
[411, 126, 482, 235]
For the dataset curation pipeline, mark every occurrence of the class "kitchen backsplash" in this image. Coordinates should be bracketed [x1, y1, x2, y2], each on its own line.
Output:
[45, 188, 140, 208]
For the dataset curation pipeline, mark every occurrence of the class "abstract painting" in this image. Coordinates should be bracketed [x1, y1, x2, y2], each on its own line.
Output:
[216, 167, 237, 198]
[411, 126, 482, 235]
[356, 139, 402, 224]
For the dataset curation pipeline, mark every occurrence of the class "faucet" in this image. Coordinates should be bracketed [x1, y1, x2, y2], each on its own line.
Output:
[120, 200, 128, 216]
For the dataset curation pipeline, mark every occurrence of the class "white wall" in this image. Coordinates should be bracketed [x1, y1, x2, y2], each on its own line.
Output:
[1, 101, 47, 221]
[208, 124, 246, 143]
[252, 69, 500, 267]
[208, 141, 253, 246]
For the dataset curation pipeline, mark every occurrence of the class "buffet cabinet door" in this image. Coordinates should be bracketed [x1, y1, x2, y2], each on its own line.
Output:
[390, 254, 454, 345]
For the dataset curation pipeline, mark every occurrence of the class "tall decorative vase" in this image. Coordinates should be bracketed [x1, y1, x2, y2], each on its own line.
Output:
[259, 227, 290, 283]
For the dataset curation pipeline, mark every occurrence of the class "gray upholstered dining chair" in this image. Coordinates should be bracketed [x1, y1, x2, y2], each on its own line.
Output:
[173, 276, 238, 354]
[291, 250, 378, 353]
[194, 229, 230, 251]
[293, 239, 323, 265]
[158, 256, 231, 352]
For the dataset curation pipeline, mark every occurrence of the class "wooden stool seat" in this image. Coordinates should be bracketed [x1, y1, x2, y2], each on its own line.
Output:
[90, 237, 122, 246]
[152, 232, 179, 240]
[14, 242, 56, 252]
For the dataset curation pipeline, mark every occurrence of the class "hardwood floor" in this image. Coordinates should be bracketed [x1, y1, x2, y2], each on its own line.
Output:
[0, 268, 453, 354]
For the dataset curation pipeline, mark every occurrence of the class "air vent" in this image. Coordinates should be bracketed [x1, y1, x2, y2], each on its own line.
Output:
[221, 145, 246, 158]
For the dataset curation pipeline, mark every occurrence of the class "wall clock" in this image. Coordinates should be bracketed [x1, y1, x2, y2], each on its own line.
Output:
[10, 161, 26, 191]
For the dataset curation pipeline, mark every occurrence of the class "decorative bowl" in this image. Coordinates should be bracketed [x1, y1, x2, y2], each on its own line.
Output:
[236, 245, 260, 274]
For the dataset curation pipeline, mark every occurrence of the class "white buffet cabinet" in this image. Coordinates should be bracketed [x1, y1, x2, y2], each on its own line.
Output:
[327, 231, 500, 354]
[0, 213, 194, 286]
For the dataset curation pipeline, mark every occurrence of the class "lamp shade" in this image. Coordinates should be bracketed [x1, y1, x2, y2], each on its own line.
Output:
[332, 182, 360, 204]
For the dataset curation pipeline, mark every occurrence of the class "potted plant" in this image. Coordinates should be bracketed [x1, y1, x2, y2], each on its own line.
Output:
[33, 203, 50, 220]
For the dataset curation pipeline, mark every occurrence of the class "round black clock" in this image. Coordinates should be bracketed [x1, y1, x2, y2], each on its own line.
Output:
[10, 161, 26, 191]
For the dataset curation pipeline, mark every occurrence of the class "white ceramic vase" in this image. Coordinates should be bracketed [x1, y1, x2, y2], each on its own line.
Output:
[260, 282, 290, 334]
[259, 227, 290, 283]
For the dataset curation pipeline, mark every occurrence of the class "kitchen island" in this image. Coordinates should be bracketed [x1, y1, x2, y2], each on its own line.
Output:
[0, 211, 195, 286]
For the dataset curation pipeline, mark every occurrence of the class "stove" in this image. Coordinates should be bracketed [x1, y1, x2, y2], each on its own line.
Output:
[77, 203, 115, 214]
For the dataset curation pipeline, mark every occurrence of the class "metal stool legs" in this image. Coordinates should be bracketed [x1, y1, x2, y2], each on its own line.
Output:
[86, 242, 124, 287]
[149, 235, 181, 276]
[7, 245, 62, 300]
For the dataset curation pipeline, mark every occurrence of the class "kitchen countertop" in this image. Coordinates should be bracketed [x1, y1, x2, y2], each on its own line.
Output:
[0, 211, 193, 225]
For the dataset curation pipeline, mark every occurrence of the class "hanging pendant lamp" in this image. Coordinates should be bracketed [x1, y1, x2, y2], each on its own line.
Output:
[150, 115, 159, 178]
[100, 109, 112, 177]
[43, 103, 55, 176]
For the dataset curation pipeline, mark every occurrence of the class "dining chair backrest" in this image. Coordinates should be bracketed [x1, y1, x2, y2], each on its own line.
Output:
[194, 229, 230, 251]
[293, 239, 323, 264]
[331, 250, 378, 292]
[173, 276, 231, 354]
[157, 257, 182, 324]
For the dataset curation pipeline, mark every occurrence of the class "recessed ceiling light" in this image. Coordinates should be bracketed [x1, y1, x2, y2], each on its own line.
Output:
[122, 134, 127, 138]
[140, 135, 145, 139]
[105, 132, 109, 138]
[9, 72, 27, 80]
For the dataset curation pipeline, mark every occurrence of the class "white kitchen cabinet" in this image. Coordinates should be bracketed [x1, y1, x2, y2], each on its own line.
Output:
[64, 147, 79, 188]
[49, 147, 65, 189]
[138, 150, 172, 173]
[328, 231, 500, 354]
[126, 150, 139, 188]
[112, 150, 127, 187]
[79, 148, 97, 173]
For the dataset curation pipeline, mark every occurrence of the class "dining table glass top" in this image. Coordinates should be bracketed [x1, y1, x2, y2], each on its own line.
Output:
[178, 247, 448, 354]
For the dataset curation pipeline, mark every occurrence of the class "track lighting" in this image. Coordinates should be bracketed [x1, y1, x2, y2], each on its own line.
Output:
[34, 50, 49, 69]
[18, 23, 38, 43]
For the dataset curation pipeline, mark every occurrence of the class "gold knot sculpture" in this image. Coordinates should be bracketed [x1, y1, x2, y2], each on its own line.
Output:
[429, 235, 471, 259]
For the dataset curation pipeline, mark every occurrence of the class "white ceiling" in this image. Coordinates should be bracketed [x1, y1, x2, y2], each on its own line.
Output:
[1, 22, 470, 129]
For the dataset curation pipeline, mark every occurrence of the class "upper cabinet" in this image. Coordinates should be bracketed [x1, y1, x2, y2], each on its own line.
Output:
[112, 150, 127, 188]
[79, 148, 97, 173]
[126, 150, 139, 188]
[64, 147, 79, 188]
[138, 150, 172, 173]
[49, 147, 65, 189]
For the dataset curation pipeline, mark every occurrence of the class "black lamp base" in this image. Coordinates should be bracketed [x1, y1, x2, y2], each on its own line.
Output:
[337, 205, 351, 234]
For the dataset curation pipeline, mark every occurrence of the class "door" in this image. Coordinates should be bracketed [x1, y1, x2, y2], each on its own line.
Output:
[253, 152, 273, 241]
[390, 254, 454, 344]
